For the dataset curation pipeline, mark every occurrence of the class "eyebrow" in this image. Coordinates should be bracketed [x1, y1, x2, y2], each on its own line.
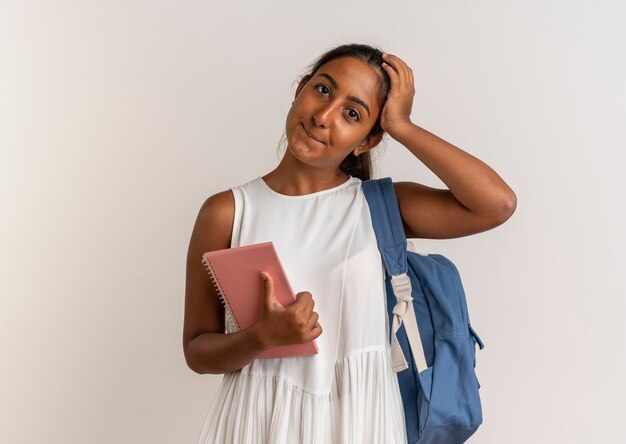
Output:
[318, 73, 371, 117]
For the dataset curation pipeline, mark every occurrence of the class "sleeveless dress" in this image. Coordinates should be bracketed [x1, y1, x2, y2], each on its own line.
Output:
[197, 175, 408, 444]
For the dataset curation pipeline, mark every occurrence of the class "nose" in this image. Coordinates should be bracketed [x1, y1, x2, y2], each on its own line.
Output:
[312, 102, 337, 128]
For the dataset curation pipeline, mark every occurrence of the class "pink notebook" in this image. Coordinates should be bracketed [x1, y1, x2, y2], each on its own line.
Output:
[202, 241, 319, 359]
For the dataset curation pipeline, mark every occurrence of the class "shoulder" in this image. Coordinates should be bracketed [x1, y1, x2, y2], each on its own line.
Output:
[192, 189, 235, 250]
[201, 189, 235, 221]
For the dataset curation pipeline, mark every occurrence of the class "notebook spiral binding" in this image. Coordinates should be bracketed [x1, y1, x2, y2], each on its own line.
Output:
[201, 256, 241, 331]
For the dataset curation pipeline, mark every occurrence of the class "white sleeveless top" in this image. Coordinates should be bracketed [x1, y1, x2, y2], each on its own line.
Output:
[197, 175, 408, 444]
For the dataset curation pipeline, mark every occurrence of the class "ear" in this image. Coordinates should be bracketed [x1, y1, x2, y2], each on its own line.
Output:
[294, 75, 311, 101]
[353, 132, 383, 156]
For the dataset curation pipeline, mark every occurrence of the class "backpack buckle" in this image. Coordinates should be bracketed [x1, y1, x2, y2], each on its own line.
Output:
[391, 273, 413, 316]
[391, 273, 413, 300]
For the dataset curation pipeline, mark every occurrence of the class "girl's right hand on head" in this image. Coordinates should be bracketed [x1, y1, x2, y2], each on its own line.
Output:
[251, 271, 323, 349]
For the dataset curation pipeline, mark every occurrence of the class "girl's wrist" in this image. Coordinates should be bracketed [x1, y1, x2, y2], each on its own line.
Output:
[245, 324, 271, 352]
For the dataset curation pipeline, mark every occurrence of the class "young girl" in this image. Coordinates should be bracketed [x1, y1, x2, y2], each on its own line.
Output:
[183, 43, 516, 443]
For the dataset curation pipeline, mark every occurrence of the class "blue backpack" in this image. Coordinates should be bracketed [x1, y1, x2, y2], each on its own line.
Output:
[362, 177, 485, 444]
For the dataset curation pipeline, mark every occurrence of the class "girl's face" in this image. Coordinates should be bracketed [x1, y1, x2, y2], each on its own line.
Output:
[285, 56, 383, 171]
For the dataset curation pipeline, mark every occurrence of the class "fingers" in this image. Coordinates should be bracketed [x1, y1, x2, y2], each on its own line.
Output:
[306, 300, 320, 338]
[381, 54, 400, 86]
[306, 310, 320, 331]
[382, 52, 414, 91]
[294, 292, 315, 317]
[291, 291, 315, 317]
[302, 293, 318, 314]
[311, 321, 323, 338]
[295, 292, 319, 334]
[295, 291, 313, 306]
[383, 52, 409, 84]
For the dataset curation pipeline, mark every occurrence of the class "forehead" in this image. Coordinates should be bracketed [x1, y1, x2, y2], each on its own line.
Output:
[313, 57, 380, 112]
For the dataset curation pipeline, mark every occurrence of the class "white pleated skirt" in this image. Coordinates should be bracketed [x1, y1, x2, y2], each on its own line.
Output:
[197, 348, 408, 444]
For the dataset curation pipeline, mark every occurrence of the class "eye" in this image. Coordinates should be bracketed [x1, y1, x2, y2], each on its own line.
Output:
[315, 84, 331, 97]
[314, 84, 361, 122]
[346, 108, 360, 121]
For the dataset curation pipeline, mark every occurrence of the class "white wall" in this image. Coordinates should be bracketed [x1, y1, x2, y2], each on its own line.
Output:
[1, 1, 624, 443]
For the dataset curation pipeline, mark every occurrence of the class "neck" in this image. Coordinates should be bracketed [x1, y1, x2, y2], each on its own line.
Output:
[262, 151, 349, 196]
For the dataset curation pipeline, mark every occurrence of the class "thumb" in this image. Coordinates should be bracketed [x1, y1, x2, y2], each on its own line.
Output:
[260, 271, 278, 308]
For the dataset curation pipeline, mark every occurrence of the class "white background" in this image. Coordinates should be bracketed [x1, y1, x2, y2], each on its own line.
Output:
[1, 1, 625, 443]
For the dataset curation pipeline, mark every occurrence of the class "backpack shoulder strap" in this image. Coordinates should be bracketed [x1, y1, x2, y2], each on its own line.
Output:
[361, 177, 408, 276]
[362, 177, 429, 373]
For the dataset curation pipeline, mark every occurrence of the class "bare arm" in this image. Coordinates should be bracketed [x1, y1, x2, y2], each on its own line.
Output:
[379, 52, 516, 240]
[185, 328, 267, 375]
[182, 190, 269, 374]
[389, 122, 517, 239]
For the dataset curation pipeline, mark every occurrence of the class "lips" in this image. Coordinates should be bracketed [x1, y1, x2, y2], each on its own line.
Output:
[302, 123, 324, 144]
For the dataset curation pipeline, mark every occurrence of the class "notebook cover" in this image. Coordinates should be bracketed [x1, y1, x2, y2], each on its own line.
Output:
[202, 241, 319, 359]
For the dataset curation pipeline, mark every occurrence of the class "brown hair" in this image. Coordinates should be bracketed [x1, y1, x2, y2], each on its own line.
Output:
[277, 42, 391, 181]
